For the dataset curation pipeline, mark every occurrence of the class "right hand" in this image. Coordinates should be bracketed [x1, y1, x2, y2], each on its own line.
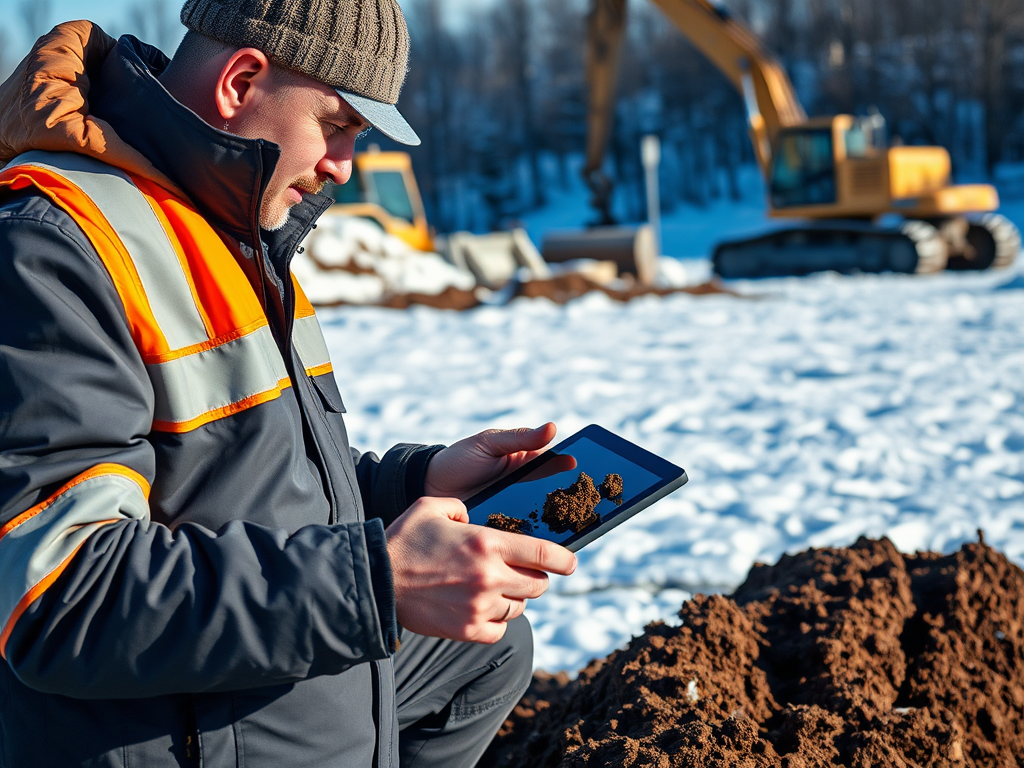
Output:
[384, 496, 577, 644]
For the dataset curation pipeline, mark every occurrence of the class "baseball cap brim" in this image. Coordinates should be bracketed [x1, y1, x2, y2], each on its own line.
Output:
[336, 89, 421, 146]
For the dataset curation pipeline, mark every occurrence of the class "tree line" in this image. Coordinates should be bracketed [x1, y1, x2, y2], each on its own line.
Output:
[2, 0, 1022, 233]
[397, 0, 1024, 232]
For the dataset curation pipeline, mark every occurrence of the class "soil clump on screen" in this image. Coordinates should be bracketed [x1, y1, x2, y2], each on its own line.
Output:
[542, 472, 602, 534]
[486, 513, 532, 535]
[600, 473, 624, 500]
[482, 536, 1024, 767]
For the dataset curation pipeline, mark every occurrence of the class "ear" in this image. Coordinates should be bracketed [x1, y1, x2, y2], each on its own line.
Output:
[214, 48, 273, 122]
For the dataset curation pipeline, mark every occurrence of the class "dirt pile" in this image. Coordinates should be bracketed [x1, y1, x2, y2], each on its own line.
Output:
[483, 537, 1024, 767]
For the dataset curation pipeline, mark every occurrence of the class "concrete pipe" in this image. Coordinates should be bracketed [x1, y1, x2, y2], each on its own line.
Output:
[542, 224, 658, 286]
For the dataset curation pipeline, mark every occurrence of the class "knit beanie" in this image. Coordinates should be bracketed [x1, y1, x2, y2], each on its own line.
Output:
[179, 0, 419, 144]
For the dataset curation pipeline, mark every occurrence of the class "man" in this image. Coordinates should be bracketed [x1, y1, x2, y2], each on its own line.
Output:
[0, 1, 576, 766]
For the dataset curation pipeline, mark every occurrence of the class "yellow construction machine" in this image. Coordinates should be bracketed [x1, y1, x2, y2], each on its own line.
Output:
[585, 0, 1021, 276]
[326, 146, 435, 252]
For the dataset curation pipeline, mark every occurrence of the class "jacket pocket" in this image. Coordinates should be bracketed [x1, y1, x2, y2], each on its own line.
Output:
[310, 372, 346, 413]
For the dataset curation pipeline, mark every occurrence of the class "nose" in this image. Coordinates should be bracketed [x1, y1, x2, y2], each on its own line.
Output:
[317, 134, 357, 186]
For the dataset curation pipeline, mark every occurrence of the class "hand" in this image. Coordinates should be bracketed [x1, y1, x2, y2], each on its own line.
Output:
[424, 423, 559, 500]
[385, 496, 577, 643]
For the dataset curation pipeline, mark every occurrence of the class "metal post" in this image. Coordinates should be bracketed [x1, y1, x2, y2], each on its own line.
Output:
[641, 134, 662, 257]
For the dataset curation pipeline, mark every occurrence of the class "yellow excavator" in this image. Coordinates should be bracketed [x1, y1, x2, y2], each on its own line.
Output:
[585, 0, 1021, 276]
[326, 146, 435, 252]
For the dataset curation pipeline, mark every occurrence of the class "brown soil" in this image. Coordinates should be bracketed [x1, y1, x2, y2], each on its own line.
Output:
[482, 536, 1024, 767]
[600, 473, 624, 500]
[512, 276, 739, 306]
[542, 472, 602, 534]
[312, 278, 737, 311]
[487, 513, 533, 535]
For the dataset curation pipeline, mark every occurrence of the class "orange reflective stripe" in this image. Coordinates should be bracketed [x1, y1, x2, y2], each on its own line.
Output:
[0, 529, 115, 659]
[146, 318, 268, 365]
[132, 175, 267, 339]
[0, 464, 152, 541]
[0, 464, 150, 659]
[0, 167, 170, 357]
[293, 276, 316, 319]
[152, 377, 293, 433]
[133, 180, 217, 340]
[305, 362, 334, 378]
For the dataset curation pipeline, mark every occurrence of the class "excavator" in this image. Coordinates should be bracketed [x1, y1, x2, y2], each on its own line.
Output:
[328, 147, 434, 252]
[584, 0, 1021, 277]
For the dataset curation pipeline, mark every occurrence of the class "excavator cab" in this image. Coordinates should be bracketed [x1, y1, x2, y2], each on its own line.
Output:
[326, 149, 434, 252]
[770, 115, 892, 211]
[769, 126, 837, 209]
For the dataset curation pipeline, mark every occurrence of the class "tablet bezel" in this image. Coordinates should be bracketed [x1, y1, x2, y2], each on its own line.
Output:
[464, 424, 688, 552]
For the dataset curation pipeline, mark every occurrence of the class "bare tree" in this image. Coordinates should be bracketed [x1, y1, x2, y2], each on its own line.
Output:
[969, 0, 1024, 174]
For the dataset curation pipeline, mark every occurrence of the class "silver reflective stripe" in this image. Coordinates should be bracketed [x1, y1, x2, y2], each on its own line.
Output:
[0, 472, 149, 634]
[293, 314, 332, 373]
[7, 151, 209, 350]
[148, 325, 289, 427]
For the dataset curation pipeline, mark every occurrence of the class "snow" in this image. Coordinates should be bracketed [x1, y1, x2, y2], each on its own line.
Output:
[292, 216, 476, 305]
[319, 253, 1024, 674]
[313, 169, 1024, 674]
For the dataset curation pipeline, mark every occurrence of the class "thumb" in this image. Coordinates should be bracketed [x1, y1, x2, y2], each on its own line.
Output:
[480, 423, 556, 457]
[441, 500, 470, 524]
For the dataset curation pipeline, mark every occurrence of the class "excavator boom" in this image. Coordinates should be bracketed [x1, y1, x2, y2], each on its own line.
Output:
[583, 0, 806, 214]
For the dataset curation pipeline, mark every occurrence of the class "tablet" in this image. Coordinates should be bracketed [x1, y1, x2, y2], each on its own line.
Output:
[465, 424, 688, 552]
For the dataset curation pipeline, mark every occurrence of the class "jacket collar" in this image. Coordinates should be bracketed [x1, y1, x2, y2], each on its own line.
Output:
[91, 35, 290, 245]
[0, 22, 334, 272]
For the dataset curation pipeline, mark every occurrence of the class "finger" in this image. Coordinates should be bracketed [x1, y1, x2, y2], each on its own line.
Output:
[492, 598, 527, 623]
[512, 451, 577, 480]
[503, 565, 550, 600]
[501, 536, 577, 576]
[479, 423, 556, 458]
[432, 498, 468, 523]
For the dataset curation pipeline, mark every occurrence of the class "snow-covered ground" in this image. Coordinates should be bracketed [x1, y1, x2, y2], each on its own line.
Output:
[320, 253, 1024, 673]
[314, 165, 1024, 673]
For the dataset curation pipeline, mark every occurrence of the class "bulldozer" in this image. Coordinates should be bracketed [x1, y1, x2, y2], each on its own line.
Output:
[584, 0, 1022, 277]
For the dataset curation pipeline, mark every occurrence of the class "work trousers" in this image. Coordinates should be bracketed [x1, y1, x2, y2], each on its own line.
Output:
[393, 615, 533, 768]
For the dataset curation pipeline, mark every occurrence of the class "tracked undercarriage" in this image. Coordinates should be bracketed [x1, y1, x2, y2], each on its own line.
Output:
[712, 214, 1021, 278]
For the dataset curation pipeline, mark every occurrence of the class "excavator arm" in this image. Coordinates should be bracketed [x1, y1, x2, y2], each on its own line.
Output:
[583, 0, 807, 220]
[584, 0, 629, 226]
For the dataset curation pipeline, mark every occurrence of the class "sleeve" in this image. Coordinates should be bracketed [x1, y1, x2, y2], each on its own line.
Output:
[0, 194, 395, 700]
[351, 443, 446, 528]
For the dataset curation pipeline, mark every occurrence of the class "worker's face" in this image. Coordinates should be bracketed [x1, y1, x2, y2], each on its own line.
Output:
[217, 51, 370, 231]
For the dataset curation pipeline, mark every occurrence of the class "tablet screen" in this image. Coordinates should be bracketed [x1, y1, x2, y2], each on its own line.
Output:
[466, 436, 663, 546]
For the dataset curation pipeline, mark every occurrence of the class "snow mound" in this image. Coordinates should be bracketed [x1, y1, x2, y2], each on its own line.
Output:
[293, 215, 476, 306]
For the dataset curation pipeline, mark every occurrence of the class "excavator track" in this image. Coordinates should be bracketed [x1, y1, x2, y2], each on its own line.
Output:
[712, 220, 949, 279]
[945, 213, 1021, 271]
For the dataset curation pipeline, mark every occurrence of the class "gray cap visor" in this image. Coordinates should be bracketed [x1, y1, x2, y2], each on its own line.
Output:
[336, 89, 421, 146]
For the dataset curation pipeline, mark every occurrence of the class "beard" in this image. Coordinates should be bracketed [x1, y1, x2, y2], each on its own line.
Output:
[260, 173, 328, 231]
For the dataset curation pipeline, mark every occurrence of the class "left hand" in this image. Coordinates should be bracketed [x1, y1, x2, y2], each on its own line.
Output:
[424, 423, 559, 500]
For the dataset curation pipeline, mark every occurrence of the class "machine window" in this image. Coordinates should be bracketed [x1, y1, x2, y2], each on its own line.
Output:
[770, 129, 837, 208]
[329, 165, 363, 204]
[365, 170, 416, 224]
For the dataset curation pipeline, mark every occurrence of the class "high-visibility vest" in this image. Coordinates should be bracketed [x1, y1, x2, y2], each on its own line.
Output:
[0, 151, 335, 657]
[0, 150, 333, 433]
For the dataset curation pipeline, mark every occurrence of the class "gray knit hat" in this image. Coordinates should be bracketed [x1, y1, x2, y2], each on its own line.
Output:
[179, 0, 420, 145]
